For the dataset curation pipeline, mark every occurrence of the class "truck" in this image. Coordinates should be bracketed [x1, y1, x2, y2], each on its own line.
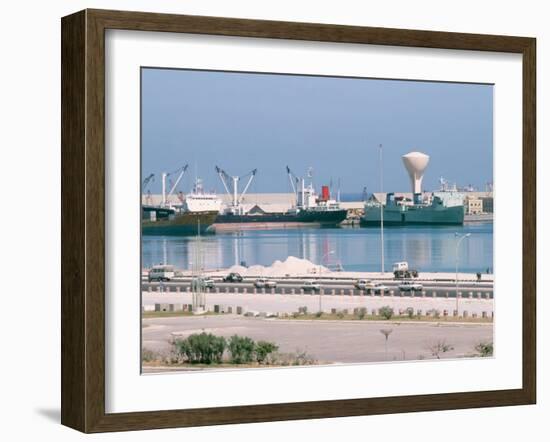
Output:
[392, 261, 419, 279]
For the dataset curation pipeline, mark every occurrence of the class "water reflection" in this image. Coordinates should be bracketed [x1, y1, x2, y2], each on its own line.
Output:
[141, 223, 493, 273]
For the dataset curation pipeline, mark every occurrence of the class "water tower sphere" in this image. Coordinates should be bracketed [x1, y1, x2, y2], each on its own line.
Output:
[402, 151, 430, 194]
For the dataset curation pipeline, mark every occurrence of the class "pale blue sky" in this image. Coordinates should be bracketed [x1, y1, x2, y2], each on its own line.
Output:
[141, 68, 493, 196]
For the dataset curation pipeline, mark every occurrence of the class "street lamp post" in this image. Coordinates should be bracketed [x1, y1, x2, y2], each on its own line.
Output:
[379, 144, 385, 275]
[455, 232, 471, 315]
[318, 250, 335, 313]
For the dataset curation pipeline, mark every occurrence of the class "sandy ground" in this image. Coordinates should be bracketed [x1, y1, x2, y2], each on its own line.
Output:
[142, 315, 493, 370]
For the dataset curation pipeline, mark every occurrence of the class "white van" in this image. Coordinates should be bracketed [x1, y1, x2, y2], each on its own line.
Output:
[148, 265, 175, 282]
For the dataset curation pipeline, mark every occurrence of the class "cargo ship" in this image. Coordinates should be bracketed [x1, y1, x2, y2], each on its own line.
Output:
[142, 176, 221, 236]
[361, 151, 465, 226]
[361, 192, 465, 226]
[214, 166, 347, 227]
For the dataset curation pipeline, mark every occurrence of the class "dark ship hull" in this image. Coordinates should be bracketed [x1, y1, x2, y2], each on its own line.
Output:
[215, 209, 347, 226]
[142, 206, 218, 236]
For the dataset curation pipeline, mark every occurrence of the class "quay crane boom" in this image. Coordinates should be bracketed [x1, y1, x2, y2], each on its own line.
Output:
[215, 166, 257, 212]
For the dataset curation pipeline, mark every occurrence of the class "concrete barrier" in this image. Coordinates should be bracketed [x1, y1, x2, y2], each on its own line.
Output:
[421, 290, 426, 298]
[300, 289, 304, 295]
[243, 288, 247, 294]
[468, 291, 473, 299]
[176, 286, 180, 293]
[271, 288, 275, 294]
[291, 288, 295, 295]
[186, 287, 191, 293]
[340, 289, 345, 296]
[173, 304, 183, 312]
[148, 286, 152, 292]
[215, 287, 220, 293]
[331, 289, 336, 295]
[225, 287, 229, 293]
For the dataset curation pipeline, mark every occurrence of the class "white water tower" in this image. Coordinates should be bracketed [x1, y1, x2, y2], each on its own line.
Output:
[402, 151, 430, 195]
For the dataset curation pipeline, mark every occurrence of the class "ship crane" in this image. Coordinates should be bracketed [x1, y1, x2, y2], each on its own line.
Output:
[161, 164, 189, 206]
[142, 173, 155, 206]
[215, 166, 257, 214]
[286, 166, 313, 209]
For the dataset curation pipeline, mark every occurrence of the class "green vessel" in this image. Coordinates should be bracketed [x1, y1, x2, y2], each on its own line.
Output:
[142, 206, 218, 235]
[361, 192, 465, 226]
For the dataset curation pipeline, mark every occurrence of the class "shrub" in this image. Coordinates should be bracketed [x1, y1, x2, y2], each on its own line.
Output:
[141, 348, 157, 362]
[174, 332, 226, 364]
[356, 308, 366, 320]
[428, 340, 454, 359]
[228, 335, 256, 364]
[379, 305, 394, 320]
[336, 311, 345, 319]
[315, 311, 323, 318]
[255, 340, 279, 364]
[475, 341, 494, 357]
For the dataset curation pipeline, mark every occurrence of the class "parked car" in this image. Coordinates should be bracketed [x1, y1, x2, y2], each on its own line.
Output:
[254, 278, 277, 289]
[398, 280, 423, 292]
[354, 279, 375, 290]
[191, 277, 215, 290]
[148, 265, 175, 282]
[302, 281, 321, 292]
[223, 272, 243, 283]
[372, 283, 390, 294]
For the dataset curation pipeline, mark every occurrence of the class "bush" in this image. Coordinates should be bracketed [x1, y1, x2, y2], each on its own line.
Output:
[255, 340, 279, 364]
[174, 332, 226, 364]
[379, 305, 394, 320]
[228, 335, 256, 364]
[336, 311, 345, 319]
[356, 308, 366, 320]
[315, 311, 323, 318]
[475, 341, 494, 357]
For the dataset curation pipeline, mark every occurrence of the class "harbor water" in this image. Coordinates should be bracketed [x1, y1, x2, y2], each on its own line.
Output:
[142, 222, 493, 274]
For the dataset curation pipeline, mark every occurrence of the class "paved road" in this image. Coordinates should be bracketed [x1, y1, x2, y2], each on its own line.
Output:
[143, 280, 493, 299]
[142, 315, 493, 368]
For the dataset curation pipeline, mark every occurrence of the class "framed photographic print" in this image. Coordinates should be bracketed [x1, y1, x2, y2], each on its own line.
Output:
[61, 9, 536, 433]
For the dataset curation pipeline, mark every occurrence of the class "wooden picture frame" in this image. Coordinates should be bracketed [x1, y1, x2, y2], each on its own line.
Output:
[61, 8, 536, 433]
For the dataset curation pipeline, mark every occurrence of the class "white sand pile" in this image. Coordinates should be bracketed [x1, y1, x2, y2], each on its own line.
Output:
[223, 256, 327, 277]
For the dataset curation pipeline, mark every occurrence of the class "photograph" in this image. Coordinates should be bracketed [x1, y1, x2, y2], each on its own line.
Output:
[140, 67, 495, 373]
